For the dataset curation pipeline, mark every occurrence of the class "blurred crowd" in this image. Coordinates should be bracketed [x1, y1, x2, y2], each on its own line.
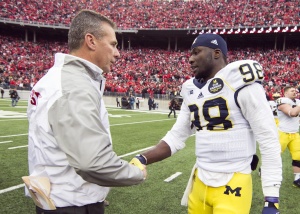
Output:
[0, 0, 299, 29]
[228, 48, 300, 100]
[0, 35, 299, 99]
[0, 35, 68, 90]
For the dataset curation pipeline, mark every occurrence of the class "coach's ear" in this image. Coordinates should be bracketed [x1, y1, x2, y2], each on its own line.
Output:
[85, 33, 97, 51]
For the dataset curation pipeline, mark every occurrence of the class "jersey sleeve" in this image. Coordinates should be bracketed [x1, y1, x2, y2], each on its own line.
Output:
[237, 83, 282, 197]
[162, 99, 195, 155]
[48, 86, 145, 187]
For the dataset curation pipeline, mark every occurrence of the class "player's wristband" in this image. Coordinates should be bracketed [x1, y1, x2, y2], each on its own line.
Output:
[135, 154, 147, 165]
[264, 197, 279, 203]
[264, 197, 279, 209]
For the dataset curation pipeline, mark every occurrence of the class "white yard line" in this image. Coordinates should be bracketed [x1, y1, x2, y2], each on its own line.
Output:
[0, 133, 28, 138]
[0, 140, 13, 144]
[8, 145, 28, 149]
[0, 184, 25, 194]
[118, 146, 154, 158]
[111, 119, 171, 126]
[164, 172, 183, 182]
[0, 119, 28, 122]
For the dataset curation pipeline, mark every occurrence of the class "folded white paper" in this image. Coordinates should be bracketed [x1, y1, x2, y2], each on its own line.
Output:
[22, 176, 56, 210]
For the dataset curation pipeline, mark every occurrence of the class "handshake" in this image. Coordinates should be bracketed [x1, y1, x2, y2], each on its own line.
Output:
[130, 154, 147, 179]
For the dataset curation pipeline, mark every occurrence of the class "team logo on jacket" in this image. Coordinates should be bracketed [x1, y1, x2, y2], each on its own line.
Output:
[208, 78, 224, 94]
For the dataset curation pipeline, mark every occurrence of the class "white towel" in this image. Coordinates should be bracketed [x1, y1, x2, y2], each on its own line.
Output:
[181, 164, 197, 206]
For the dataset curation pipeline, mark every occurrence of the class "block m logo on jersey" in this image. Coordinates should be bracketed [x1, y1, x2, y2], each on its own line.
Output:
[224, 185, 242, 197]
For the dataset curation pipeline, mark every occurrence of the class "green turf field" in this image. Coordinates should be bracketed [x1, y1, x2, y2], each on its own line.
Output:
[0, 98, 299, 214]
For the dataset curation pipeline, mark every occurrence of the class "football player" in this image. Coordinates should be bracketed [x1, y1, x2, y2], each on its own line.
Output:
[131, 34, 282, 214]
[269, 93, 281, 126]
[276, 86, 300, 188]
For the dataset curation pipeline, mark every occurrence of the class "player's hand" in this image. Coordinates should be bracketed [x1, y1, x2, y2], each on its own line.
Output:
[262, 197, 279, 214]
[251, 154, 259, 170]
[129, 154, 147, 179]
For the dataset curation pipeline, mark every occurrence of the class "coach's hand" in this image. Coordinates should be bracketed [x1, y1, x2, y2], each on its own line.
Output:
[130, 154, 147, 179]
[262, 197, 279, 214]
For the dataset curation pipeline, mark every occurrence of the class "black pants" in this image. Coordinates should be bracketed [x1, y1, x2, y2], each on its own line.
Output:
[36, 201, 104, 214]
[168, 108, 176, 118]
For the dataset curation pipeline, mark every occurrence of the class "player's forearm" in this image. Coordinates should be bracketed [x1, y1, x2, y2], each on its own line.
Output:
[141, 140, 171, 164]
[289, 105, 300, 117]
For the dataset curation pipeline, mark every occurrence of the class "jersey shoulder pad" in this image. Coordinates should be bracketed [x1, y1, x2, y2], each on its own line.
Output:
[276, 97, 290, 106]
[217, 60, 264, 90]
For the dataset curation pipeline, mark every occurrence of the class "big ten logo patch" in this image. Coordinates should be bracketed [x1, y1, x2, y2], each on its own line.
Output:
[208, 78, 224, 94]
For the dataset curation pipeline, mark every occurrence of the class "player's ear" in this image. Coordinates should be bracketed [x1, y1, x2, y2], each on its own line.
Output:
[213, 49, 222, 59]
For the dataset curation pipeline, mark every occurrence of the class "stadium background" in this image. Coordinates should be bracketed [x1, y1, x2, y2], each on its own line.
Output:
[0, 0, 300, 103]
[0, 1, 300, 213]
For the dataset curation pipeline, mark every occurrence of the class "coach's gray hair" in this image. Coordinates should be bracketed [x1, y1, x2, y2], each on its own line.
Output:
[68, 10, 116, 51]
